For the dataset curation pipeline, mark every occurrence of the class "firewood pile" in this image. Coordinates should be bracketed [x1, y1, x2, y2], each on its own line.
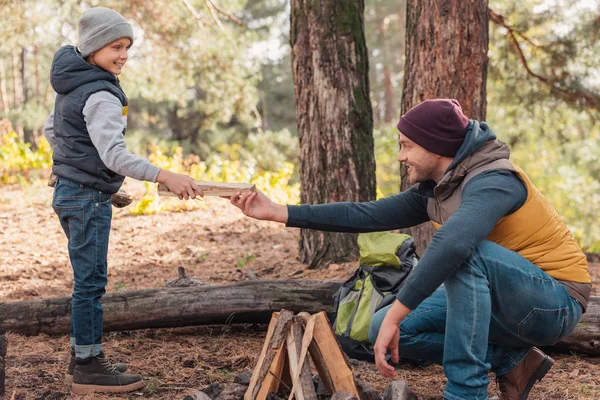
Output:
[245, 310, 358, 400]
[181, 310, 418, 400]
[210, 309, 417, 400]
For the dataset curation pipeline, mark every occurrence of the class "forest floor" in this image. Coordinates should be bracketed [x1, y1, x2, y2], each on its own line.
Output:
[1, 180, 599, 400]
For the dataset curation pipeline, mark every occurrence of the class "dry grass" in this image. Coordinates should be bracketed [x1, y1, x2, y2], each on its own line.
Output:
[1, 181, 599, 399]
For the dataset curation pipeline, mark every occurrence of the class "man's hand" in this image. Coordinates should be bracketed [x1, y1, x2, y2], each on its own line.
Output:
[373, 299, 412, 377]
[156, 170, 204, 200]
[228, 190, 288, 223]
[374, 317, 401, 377]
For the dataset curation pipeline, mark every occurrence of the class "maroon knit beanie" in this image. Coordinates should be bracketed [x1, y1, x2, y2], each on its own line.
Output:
[397, 99, 469, 157]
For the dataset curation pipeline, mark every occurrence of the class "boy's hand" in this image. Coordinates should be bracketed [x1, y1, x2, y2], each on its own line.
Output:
[156, 170, 204, 200]
[228, 190, 288, 223]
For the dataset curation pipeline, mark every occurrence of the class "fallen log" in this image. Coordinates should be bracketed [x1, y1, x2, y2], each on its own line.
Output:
[0, 280, 340, 336]
[0, 334, 6, 396]
[0, 282, 597, 356]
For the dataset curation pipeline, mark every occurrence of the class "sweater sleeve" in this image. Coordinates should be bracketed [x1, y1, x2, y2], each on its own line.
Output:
[396, 170, 528, 310]
[286, 188, 430, 232]
[83, 91, 161, 182]
[43, 110, 57, 152]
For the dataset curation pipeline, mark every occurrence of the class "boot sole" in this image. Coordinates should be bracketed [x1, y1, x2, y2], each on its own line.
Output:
[71, 380, 144, 394]
[520, 354, 555, 400]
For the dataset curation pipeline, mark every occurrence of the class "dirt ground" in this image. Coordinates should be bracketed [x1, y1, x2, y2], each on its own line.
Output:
[1, 180, 599, 400]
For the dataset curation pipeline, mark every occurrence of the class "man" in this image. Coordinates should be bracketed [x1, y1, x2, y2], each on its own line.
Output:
[228, 99, 591, 400]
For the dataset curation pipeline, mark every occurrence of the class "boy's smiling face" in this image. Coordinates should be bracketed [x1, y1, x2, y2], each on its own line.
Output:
[88, 37, 131, 75]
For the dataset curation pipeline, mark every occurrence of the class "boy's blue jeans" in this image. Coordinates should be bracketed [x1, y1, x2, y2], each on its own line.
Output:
[53, 177, 112, 359]
[368, 240, 583, 400]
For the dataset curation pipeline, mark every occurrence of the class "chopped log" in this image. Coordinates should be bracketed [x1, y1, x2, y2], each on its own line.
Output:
[0, 334, 7, 396]
[287, 315, 316, 400]
[310, 313, 358, 397]
[0, 280, 340, 336]
[296, 313, 335, 395]
[246, 310, 294, 400]
[158, 181, 256, 197]
[286, 317, 317, 400]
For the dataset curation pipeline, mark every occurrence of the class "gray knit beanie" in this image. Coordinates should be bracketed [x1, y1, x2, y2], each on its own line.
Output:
[78, 7, 134, 58]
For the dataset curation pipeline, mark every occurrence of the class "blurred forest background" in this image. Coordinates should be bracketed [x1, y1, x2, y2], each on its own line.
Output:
[1, 0, 599, 251]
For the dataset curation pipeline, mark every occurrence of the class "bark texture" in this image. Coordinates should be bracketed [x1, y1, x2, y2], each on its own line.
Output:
[400, 0, 489, 254]
[291, 0, 376, 268]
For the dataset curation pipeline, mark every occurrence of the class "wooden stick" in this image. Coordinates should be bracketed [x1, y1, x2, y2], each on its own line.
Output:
[286, 317, 317, 400]
[310, 312, 358, 397]
[295, 313, 335, 395]
[287, 315, 316, 400]
[158, 181, 256, 197]
[246, 310, 294, 400]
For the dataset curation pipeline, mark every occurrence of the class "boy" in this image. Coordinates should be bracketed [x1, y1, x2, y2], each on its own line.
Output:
[44, 7, 203, 394]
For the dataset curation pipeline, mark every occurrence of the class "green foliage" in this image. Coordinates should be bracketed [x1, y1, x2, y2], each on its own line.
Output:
[129, 137, 300, 215]
[365, 0, 406, 123]
[373, 123, 400, 199]
[236, 254, 256, 268]
[487, 104, 600, 251]
[0, 120, 52, 184]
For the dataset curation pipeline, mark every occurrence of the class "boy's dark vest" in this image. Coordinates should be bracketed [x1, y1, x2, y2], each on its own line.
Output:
[51, 46, 128, 194]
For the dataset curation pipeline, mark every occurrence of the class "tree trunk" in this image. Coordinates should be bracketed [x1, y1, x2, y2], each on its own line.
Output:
[400, 0, 489, 255]
[383, 66, 395, 123]
[11, 49, 25, 142]
[33, 44, 43, 147]
[290, 0, 376, 269]
[20, 48, 27, 106]
[0, 282, 597, 356]
[0, 58, 8, 113]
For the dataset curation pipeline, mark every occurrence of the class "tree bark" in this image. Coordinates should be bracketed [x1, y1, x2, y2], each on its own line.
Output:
[290, 0, 376, 269]
[400, 0, 489, 255]
[0, 281, 597, 355]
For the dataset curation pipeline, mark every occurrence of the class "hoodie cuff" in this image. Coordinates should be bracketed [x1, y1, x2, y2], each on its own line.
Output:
[396, 281, 429, 311]
[286, 205, 310, 228]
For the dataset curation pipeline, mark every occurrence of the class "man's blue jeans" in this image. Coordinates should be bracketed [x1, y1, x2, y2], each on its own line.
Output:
[52, 177, 112, 359]
[368, 240, 583, 400]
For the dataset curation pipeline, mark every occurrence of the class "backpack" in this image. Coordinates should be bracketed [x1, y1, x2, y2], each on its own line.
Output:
[332, 232, 419, 362]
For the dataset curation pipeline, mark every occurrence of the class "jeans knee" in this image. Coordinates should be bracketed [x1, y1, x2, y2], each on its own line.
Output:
[73, 283, 106, 300]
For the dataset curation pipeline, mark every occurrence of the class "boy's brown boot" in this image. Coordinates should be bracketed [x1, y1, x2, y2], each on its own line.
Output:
[65, 349, 128, 386]
[71, 352, 143, 394]
[495, 347, 554, 400]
